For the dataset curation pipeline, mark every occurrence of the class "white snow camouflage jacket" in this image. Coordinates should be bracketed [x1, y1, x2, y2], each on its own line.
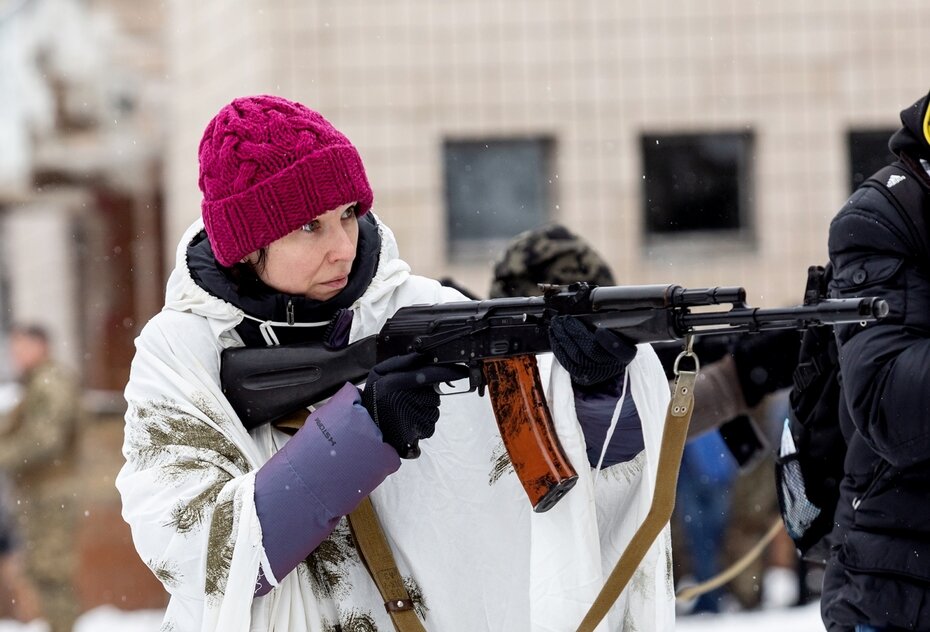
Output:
[116, 216, 675, 632]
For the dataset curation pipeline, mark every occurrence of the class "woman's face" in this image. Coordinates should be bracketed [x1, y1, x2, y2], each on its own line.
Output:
[247, 202, 360, 301]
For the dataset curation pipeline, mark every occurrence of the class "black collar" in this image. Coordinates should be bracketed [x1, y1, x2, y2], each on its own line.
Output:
[187, 213, 381, 347]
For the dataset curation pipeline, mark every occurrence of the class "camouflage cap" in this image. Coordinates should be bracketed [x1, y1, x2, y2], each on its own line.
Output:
[489, 224, 615, 298]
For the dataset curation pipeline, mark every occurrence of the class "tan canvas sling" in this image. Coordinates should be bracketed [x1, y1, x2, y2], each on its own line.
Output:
[575, 348, 698, 631]
[347, 497, 427, 632]
[291, 343, 703, 632]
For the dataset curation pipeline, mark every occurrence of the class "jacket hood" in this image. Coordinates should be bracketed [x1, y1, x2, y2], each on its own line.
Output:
[889, 90, 930, 162]
[187, 213, 381, 346]
[163, 211, 405, 344]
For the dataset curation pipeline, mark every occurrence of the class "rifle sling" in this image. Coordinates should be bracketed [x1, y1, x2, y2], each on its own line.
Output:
[270, 408, 313, 434]
[270, 411, 422, 630]
[347, 497, 426, 632]
[674, 517, 783, 602]
[575, 368, 697, 632]
[275, 368, 697, 632]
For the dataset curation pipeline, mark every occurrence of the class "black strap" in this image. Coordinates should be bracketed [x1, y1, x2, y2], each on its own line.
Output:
[861, 162, 929, 260]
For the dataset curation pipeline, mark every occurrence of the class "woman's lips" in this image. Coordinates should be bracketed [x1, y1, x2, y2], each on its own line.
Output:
[323, 276, 348, 289]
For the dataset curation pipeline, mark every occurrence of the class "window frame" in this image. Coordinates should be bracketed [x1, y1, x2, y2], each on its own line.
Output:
[442, 136, 555, 262]
[639, 129, 756, 249]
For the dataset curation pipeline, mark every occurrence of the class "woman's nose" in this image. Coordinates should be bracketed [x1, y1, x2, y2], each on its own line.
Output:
[325, 225, 356, 262]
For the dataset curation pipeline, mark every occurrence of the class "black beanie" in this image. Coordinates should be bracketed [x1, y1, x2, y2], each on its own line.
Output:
[889, 89, 930, 162]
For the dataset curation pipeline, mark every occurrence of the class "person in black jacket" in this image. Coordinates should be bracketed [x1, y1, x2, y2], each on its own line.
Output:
[823, 90, 930, 631]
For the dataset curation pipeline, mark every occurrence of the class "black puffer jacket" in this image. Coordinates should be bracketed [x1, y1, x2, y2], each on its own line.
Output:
[822, 91, 930, 631]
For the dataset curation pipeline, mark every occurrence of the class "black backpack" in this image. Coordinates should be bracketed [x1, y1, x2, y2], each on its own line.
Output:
[775, 162, 927, 563]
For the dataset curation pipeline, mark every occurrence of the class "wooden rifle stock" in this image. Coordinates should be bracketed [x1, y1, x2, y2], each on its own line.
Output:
[482, 355, 578, 513]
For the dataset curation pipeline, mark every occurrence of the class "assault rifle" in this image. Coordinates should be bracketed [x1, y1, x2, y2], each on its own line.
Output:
[221, 283, 887, 512]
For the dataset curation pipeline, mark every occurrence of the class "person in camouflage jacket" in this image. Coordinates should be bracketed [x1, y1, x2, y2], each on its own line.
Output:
[488, 224, 616, 299]
[489, 224, 803, 611]
[0, 324, 82, 632]
[488, 223, 796, 437]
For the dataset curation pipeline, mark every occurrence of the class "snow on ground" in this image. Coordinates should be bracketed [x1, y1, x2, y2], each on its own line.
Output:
[0, 602, 826, 631]
[677, 602, 824, 631]
[0, 605, 164, 632]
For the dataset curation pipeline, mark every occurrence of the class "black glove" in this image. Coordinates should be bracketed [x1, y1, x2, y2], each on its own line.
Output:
[548, 316, 638, 386]
[361, 353, 469, 458]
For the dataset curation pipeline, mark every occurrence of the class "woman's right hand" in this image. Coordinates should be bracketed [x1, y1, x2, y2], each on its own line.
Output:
[360, 353, 469, 458]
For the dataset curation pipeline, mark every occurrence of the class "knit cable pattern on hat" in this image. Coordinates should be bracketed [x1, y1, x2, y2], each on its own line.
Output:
[198, 95, 372, 267]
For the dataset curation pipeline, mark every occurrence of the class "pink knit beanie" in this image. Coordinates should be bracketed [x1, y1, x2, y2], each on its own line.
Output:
[198, 95, 373, 267]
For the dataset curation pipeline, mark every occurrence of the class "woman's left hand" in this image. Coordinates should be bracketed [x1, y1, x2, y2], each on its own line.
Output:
[548, 316, 637, 386]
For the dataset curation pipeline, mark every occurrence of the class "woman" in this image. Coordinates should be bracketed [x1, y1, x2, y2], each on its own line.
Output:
[116, 95, 674, 631]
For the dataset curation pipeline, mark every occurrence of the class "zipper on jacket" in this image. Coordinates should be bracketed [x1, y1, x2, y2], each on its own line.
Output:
[287, 299, 295, 326]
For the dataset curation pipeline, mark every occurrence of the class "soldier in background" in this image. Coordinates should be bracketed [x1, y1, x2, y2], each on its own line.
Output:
[488, 223, 616, 300]
[0, 324, 82, 632]
[488, 224, 802, 611]
[0, 472, 42, 623]
[489, 223, 792, 439]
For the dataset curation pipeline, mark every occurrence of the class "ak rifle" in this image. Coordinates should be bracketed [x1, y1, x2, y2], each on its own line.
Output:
[221, 282, 887, 512]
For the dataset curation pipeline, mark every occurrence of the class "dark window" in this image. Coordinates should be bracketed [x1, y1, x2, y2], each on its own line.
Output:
[847, 129, 896, 192]
[641, 131, 754, 236]
[443, 138, 553, 260]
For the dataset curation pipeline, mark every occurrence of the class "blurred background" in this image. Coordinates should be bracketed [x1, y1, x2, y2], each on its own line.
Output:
[0, 0, 928, 626]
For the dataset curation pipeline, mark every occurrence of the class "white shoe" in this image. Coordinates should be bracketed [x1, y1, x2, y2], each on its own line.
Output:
[675, 575, 698, 615]
[761, 566, 799, 609]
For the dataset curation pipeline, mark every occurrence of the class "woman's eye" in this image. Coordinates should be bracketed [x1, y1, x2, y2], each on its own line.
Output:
[299, 222, 318, 233]
[342, 204, 358, 219]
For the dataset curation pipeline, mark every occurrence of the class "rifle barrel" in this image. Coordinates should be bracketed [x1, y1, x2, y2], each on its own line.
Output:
[680, 297, 888, 333]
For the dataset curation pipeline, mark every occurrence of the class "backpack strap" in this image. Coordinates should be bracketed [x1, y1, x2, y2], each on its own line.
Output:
[860, 162, 930, 261]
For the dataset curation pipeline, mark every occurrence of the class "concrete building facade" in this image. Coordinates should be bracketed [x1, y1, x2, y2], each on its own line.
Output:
[164, 0, 930, 307]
